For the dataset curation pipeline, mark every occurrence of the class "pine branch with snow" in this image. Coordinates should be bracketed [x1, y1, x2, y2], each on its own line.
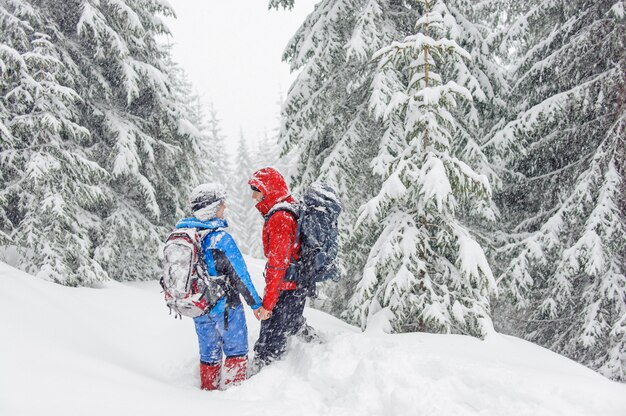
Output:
[492, 0, 626, 381]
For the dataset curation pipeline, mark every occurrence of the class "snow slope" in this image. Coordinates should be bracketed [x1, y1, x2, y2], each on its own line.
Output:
[1, 258, 625, 416]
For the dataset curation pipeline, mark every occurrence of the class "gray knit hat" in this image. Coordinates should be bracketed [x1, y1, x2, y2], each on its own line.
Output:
[189, 183, 227, 220]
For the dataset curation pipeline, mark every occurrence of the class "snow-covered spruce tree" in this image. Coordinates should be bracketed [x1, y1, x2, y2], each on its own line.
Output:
[229, 133, 263, 257]
[0, 0, 109, 284]
[203, 103, 231, 184]
[272, 0, 506, 319]
[0, 0, 206, 284]
[490, 0, 626, 380]
[347, 0, 497, 336]
[264, 94, 295, 178]
[73, 0, 206, 282]
[278, 0, 395, 196]
[269, 0, 295, 10]
[167, 56, 226, 185]
[273, 0, 403, 314]
[255, 130, 280, 173]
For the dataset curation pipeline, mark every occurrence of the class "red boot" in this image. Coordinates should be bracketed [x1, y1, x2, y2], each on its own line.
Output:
[223, 356, 247, 387]
[199, 362, 221, 391]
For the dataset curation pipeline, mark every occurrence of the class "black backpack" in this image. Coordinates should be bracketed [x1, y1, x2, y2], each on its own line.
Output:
[267, 184, 342, 290]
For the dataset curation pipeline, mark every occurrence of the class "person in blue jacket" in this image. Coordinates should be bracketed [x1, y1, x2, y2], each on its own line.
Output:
[176, 183, 262, 390]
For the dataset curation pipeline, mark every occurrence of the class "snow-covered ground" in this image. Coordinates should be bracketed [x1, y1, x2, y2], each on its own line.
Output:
[1, 258, 625, 416]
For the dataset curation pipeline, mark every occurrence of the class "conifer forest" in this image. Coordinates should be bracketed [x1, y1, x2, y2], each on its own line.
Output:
[1, 0, 624, 383]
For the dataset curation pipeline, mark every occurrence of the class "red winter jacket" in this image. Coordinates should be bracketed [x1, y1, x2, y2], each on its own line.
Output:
[249, 167, 300, 311]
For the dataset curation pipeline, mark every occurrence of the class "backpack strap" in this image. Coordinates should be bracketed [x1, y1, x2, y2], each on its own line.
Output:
[195, 229, 217, 276]
[294, 205, 304, 249]
[264, 203, 303, 283]
[264, 201, 299, 221]
[264, 201, 302, 249]
[196, 228, 229, 321]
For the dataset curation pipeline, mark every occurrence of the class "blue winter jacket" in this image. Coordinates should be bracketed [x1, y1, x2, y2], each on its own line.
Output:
[175, 217, 262, 316]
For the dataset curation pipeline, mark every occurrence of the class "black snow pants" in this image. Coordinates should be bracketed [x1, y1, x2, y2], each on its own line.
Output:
[253, 288, 307, 366]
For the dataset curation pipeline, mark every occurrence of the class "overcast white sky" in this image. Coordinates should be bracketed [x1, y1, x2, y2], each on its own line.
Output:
[163, 1, 318, 153]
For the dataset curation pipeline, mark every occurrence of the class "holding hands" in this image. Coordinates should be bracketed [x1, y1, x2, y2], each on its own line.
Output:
[254, 307, 272, 321]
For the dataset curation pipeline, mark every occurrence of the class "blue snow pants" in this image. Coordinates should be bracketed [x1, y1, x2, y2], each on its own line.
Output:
[253, 289, 306, 365]
[193, 303, 248, 365]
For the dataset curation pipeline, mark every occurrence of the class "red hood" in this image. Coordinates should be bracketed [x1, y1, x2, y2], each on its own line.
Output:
[248, 167, 294, 216]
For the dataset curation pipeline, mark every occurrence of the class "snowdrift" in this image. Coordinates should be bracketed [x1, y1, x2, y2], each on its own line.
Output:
[1, 259, 624, 416]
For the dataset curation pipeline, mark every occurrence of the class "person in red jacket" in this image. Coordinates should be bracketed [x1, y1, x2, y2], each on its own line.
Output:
[248, 167, 307, 372]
